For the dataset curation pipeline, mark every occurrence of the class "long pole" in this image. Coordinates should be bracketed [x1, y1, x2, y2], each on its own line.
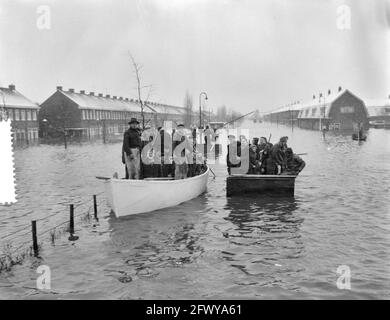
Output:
[222, 110, 254, 128]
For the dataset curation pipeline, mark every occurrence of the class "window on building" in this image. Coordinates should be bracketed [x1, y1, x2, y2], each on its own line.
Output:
[15, 109, 20, 121]
[320, 106, 326, 116]
[311, 108, 316, 116]
[20, 109, 26, 121]
[26, 109, 31, 121]
[384, 107, 390, 114]
[8, 109, 14, 121]
[32, 110, 37, 121]
[305, 109, 309, 117]
[340, 106, 354, 113]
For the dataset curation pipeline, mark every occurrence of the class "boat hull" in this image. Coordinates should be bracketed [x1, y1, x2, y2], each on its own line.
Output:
[103, 167, 209, 217]
[352, 133, 367, 141]
[226, 174, 296, 197]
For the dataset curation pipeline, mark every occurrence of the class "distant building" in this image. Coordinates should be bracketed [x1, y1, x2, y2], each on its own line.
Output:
[264, 103, 302, 126]
[0, 84, 39, 142]
[39, 87, 186, 139]
[297, 88, 369, 131]
[364, 98, 390, 128]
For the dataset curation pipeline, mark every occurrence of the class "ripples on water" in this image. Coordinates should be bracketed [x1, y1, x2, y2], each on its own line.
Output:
[0, 122, 389, 299]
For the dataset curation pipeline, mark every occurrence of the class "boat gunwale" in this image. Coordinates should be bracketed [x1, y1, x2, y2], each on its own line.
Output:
[228, 174, 297, 179]
[106, 166, 210, 184]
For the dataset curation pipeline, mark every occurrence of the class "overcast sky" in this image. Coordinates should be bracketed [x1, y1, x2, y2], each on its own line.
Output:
[0, 0, 389, 113]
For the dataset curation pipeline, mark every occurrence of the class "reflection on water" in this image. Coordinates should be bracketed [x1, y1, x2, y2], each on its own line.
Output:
[0, 122, 389, 299]
[221, 197, 305, 284]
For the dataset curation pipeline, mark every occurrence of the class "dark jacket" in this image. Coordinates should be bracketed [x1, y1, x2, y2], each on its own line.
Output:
[271, 142, 286, 167]
[123, 128, 141, 156]
[227, 141, 241, 168]
[286, 155, 306, 174]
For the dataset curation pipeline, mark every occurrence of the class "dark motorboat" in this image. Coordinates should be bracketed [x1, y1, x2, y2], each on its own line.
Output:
[226, 174, 296, 197]
[352, 133, 367, 141]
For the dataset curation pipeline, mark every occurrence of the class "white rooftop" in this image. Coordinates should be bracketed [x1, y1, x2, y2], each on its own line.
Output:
[0, 86, 39, 109]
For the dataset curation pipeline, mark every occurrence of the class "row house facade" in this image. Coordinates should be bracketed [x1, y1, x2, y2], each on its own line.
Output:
[0, 84, 39, 143]
[39, 87, 188, 140]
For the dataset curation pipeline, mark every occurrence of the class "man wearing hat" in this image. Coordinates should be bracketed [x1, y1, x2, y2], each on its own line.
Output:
[122, 118, 142, 179]
[226, 134, 241, 175]
[285, 147, 306, 175]
[173, 124, 191, 179]
[271, 136, 288, 175]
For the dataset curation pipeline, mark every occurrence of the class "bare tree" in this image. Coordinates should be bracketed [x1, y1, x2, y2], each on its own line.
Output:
[129, 53, 154, 129]
[183, 90, 193, 127]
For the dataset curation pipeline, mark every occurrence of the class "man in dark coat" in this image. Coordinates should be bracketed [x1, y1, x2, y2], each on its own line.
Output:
[258, 137, 273, 174]
[271, 136, 288, 175]
[285, 148, 306, 175]
[122, 118, 142, 179]
[227, 134, 241, 175]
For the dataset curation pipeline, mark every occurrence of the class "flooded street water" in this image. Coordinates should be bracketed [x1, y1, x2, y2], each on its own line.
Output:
[1, 121, 389, 299]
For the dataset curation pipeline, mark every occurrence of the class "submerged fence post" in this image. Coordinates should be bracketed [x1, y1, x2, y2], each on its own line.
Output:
[68, 204, 78, 241]
[93, 195, 99, 221]
[31, 220, 39, 257]
[69, 204, 74, 234]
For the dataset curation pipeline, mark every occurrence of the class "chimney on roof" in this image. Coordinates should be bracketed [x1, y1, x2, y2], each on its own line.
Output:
[105, 94, 110, 98]
[69, 88, 75, 93]
[98, 93, 103, 97]
[89, 92, 94, 96]
[80, 90, 85, 94]
[57, 86, 63, 91]
[338, 86, 342, 92]
[8, 84, 15, 91]
[328, 89, 331, 95]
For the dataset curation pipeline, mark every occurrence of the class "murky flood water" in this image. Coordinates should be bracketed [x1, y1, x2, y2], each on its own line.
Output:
[1, 121, 389, 299]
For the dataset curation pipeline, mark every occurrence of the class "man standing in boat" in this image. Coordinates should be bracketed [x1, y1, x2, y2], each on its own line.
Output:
[284, 148, 306, 175]
[227, 134, 241, 175]
[173, 124, 191, 179]
[271, 136, 288, 175]
[122, 118, 142, 179]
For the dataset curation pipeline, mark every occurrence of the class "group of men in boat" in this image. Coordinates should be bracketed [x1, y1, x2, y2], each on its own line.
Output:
[122, 117, 207, 180]
[227, 135, 306, 176]
[122, 117, 305, 180]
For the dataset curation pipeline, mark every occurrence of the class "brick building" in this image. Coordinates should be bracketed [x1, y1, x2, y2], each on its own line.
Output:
[297, 88, 369, 131]
[364, 98, 390, 128]
[0, 84, 39, 143]
[39, 86, 187, 140]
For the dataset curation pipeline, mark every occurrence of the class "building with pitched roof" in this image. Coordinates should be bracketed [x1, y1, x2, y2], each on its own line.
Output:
[0, 84, 39, 142]
[297, 88, 369, 131]
[39, 86, 188, 139]
[364, 98, 390, 128]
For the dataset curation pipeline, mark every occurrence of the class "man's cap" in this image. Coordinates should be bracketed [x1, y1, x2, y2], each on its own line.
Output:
[252, 137, 259, 142]
[228, 134, 236, 138]
[128, 117, 139, 124]
[177, 123, 185, 127]
[280, 136, 288, 143]
[285, 147, 293, 154]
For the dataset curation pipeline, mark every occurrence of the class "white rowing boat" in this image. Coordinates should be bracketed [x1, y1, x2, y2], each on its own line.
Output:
[99, 166, 209, 217]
